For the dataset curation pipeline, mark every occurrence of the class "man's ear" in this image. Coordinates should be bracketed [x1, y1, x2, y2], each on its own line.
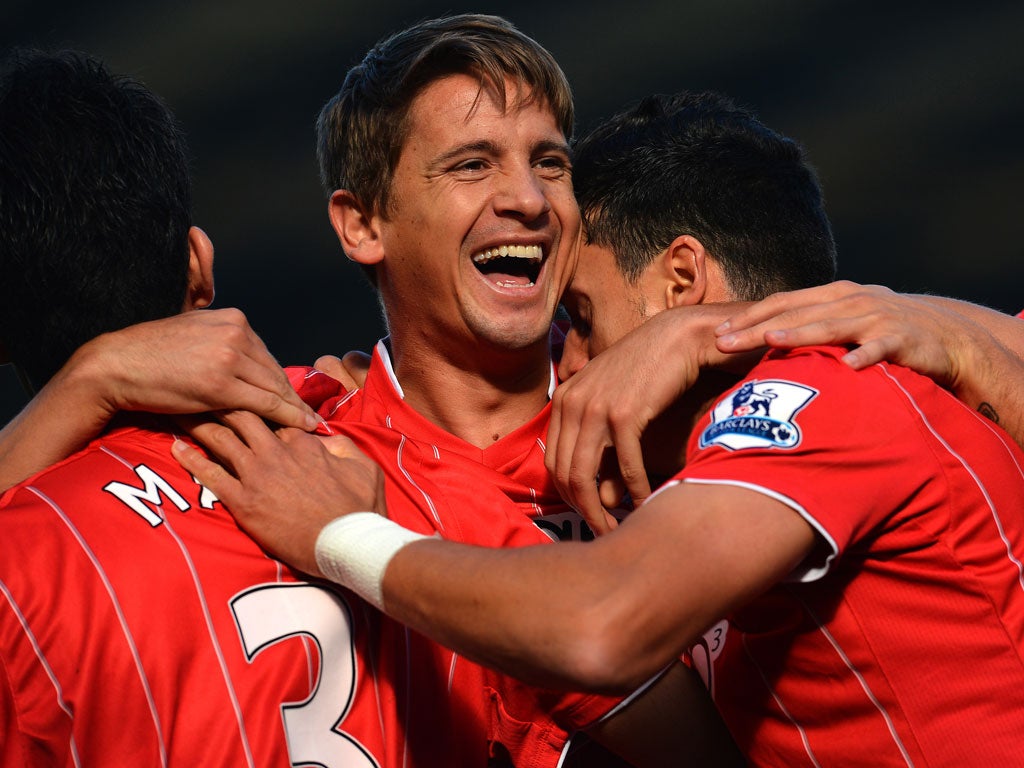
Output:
[184, 226, 215, 311]
[661, 234, 710, 308]
[328, 190, 384, 267]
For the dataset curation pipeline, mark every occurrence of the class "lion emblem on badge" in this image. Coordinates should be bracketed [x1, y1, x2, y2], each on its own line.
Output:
[731, 381, 777, 417]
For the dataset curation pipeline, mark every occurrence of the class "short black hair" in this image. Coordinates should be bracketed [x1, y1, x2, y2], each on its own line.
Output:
[0, 49, 193, 389]
[572, 91, 837, 299]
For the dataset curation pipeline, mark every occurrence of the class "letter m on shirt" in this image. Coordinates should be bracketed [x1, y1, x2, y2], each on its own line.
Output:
[103, 464, 190, 526]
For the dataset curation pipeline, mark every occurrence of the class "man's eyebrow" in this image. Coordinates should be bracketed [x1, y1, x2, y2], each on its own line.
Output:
[428, 140, 500, 171]
[535, 139, 572, 159]
[428, 138, 573, 171]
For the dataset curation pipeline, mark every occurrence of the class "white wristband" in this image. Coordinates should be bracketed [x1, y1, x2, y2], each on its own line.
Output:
[314, 512, 427, 610]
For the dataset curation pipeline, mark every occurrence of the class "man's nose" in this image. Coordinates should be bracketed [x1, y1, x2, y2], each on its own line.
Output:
[494, 165, 550, 220]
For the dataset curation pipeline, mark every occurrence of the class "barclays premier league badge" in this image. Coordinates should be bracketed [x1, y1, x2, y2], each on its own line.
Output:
[700, 379, 818, 451]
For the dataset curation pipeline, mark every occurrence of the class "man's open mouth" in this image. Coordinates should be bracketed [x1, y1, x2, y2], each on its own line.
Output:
[472, 244, 543, 287]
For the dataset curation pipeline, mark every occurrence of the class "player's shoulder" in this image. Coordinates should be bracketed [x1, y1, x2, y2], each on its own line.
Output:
[696, 345, 936, 456]
[0, 423, 180, 507]
[760, 343, 967, 409]
[737, 344, 864, 401]
[754, 344, 922, 393]
[758, 344, 851, 369]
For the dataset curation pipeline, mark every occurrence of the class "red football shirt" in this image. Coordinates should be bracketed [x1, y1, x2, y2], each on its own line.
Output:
[675, 346, 1024, 766]
[0, 417, 390, 767]
[300, 340, 624, 766]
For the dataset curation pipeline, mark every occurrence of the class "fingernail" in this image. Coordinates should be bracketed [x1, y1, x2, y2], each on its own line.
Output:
[718, 332, 736, 347]
[172, 439, 188, 454]
[715, 321, 731, 334]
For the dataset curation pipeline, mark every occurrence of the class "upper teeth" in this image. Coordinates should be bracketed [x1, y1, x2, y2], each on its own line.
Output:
[472, 244, 543, 264]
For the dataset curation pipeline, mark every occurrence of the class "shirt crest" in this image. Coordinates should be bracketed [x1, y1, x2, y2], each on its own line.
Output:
[699, 379, 818, 451]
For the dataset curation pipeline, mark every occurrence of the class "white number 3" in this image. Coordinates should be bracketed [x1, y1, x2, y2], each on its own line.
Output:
[231, 583, 379, 768]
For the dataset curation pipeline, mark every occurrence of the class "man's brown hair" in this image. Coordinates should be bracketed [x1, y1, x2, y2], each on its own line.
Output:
[316, 13, 574, 219]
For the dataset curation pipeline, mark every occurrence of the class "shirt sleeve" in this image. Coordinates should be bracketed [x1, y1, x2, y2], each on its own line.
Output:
[678, 347, 948, 581]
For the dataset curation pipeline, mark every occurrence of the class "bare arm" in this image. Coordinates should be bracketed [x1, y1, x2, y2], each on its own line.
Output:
[906, 295, 1023, 444]
[715, 281, 1024, 446]
[173, 415, 813, 692]
[0, 309, 317, 490]
[382, 482, 813, 692]
[933, 308, 1024, 445]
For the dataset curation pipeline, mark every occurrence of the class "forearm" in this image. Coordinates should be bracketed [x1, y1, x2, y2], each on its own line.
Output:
[917, 297, 1024, 445]
[949, 326, 1024, 448]
[0, 346, 115, 490]
[382, 537, 643, 692]
[921, 295, 1024, 359]
[373, 485, 811, 694]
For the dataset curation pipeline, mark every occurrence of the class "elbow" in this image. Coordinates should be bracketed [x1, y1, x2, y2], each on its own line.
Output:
[555, 604, 676, 694]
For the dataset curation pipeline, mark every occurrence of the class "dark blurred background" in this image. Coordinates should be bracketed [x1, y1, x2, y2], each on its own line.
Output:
[3, 0, 1022, 423]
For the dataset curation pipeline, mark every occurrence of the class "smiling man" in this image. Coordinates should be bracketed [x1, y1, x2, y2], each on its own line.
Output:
[285, 18, 727, 765]
[319, 67, 576, 446]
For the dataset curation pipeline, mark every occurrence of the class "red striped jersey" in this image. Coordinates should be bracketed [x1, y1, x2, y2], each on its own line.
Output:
[676, 346, 1024, 767]
[296, 340, 624, 767]
[0, 416, 390, 767]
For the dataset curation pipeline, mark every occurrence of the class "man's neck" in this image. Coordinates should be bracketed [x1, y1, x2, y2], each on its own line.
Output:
[644, 369, 742, 482]
[385, 337, 553, 450]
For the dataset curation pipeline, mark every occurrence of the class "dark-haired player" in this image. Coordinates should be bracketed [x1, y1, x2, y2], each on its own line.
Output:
[187, 91, 1024, 766]
[0, 48, 401, 765]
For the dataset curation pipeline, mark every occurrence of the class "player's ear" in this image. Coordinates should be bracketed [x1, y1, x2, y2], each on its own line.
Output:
[184, 226, 215, 311]
[662, 234, 709, 308]
[328, 190, 384, 267]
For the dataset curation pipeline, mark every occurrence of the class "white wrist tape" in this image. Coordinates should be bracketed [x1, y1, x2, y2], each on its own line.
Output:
[314, 512, 427, 610]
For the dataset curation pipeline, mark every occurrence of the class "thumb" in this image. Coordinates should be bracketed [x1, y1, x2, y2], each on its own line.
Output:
[315, 352, 371, 390]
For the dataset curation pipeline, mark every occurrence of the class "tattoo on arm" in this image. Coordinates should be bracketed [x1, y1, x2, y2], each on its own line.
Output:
[978, 402, 1000, 424]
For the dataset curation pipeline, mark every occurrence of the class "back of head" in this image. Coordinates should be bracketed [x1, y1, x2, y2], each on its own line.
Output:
[0, 49, 192, 390]
[316, 13, 574, 219]
[573, 91, 837, 300]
